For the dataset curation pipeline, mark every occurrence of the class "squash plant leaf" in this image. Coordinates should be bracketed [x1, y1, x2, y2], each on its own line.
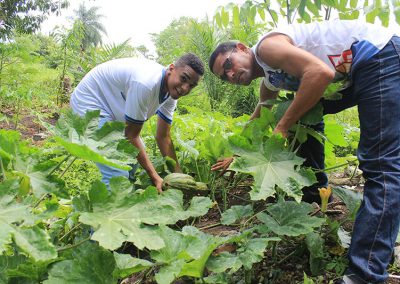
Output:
[151, 226, 223, 283]
[1, 253, 52, 282]
[0, 180, 57, 262]
[13, 152, 69, 198]
[332, 186, 362, 219]
[241, 107, 275, 146]
[221, 205, 254, 225]
[230, 135, 316, 201]
[79, 185, 212, 250]
[305, 232, 325, 275]
[44, 241, 116, 284]
[113, 252, 153, 279]
[274, 100, 323, 126]
[257, 200, 325, 237]
[13, 226, 58, 262]
[202, 133, 233, 164]
[206, 236, 279, 273]
[47, 110, 138, 171]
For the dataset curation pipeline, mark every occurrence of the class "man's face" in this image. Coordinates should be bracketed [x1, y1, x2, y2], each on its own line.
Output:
[167, 65, 200, 100]
[212, 46, 253, 86]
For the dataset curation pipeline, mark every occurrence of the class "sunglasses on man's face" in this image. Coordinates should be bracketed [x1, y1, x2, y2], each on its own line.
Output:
[220, 49, 235, 81]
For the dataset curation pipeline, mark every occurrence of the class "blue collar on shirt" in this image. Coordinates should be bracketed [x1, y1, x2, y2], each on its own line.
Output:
[159, 68, 170, 104]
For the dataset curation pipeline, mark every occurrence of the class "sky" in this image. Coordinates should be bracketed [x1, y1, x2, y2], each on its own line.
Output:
[40, 0, 244, 53]
[40, 0, 399, 55]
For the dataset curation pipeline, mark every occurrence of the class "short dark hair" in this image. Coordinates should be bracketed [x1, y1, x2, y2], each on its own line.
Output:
[208, 41, 238, 73]
[175, 53, 204, 76]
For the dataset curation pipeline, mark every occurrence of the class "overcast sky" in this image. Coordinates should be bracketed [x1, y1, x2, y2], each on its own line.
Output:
[40, 0, 399, 54]
[40, 0, 244, 52]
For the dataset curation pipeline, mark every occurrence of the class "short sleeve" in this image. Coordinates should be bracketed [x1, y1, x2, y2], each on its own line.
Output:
[124, 82, 151, 124]
[156, 96, 177, 125]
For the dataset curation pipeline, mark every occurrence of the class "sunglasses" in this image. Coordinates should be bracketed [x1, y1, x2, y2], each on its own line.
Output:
[220, 48, 235, 81]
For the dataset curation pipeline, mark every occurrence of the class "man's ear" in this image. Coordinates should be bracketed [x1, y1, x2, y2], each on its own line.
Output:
[237, 42, 250, 53]
[168, 63, 175, 71]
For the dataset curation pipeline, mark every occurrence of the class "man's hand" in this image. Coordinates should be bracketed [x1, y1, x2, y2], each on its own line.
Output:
[153, 176, 164, 193]
[273, 125, 289, 138]
[211, 157, 234, 173]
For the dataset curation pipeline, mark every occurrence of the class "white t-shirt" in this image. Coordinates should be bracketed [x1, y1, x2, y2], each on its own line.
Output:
[253, 19, 396, 92]
[70, 58, 177, 124]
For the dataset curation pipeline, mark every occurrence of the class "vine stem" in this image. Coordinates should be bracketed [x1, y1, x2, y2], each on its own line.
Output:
[277, 247, 299, 264]
[47, 154, 71, 177]
[198, 222, 221, 230]
[57, 236, 91, 253]
[315, 159, 357, 173]
[289, 123, 301, 153]
[33, 193, 49, 208]
[242, 208, 269, 228]
[59, 223, 82, 242]
[0, 157, 5, 180]
[59, 156, 77, 178]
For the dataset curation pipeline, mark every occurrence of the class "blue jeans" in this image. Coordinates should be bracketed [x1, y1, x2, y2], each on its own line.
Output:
[322, 36, 400, 283]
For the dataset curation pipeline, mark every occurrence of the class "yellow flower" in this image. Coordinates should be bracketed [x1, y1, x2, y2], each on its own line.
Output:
[319, 186, 332, 213]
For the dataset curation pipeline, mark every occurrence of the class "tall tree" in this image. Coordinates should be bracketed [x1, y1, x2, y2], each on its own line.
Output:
[0, 0, 69, 40]
[73, 3, 107, 51]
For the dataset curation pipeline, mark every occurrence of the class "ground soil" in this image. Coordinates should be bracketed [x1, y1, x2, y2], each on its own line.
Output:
[2, 108, 400, 284]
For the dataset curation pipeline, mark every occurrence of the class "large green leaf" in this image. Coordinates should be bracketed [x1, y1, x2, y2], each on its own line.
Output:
[0, 180, 56, 262]
[151, 226, 224, 283]
[13, 226, 57, 262]
[47, 110, 138, 171]
[206, 236, 279, 273]
[113, 252, 153, 278]
[0, 180, 32, 252]
[274, 100, 323, 126]
[257, 200, 325, 237]
[79, 185, 212, 250]
[230, 135, 316, 201]
[305, 232, 325, 275]
[0, 130, 21, 168]
[332, 186, 362, 219]
[13, 153, 68, 198]
[5, 257, 56, 283]
[44, 242, 116, 284]
[241, 107, 275, 146]
[221, 205, 254, 225]
[202, 133, 233, 163]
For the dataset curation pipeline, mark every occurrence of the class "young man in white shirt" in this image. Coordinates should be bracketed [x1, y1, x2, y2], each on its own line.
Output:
[71, 53, 204, 192]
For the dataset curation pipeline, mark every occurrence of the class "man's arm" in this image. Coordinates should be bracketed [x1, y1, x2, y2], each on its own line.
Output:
[257, 34, 335, 136]
[156, 116, 182, 173]
[249, 81, 279, 120]
[125, 121, 163, 192]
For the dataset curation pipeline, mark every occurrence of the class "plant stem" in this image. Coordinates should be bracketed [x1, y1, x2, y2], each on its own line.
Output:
[47, 154, 71, 177]
[315, 160, 357, 173]
[272, 242, 278, 263]
[59, 156, 77, 178]
[57, 236, 91, 253]
[227, 191, 250, 203]
[277, 247, 298, 264]
[33, 193, 49, 208]
[289, 123, 301, 153]
[59, 223, 82, 242]
[198, 222, 221, 230]
[0, 157, 5, 181]
[242, 208, 269, 228]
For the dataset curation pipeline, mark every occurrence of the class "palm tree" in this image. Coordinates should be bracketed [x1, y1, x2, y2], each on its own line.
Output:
[73, 3, 107, 51]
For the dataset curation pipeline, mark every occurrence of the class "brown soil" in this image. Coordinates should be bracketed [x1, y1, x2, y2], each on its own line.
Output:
[0, 107, 59, 145]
